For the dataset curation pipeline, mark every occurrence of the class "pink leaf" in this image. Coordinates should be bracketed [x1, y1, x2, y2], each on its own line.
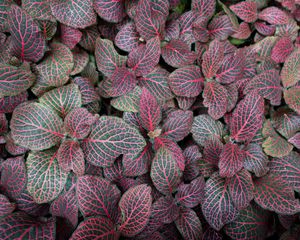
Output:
[152, 196, 179, 224]
[289, 133, 300, 149]
[258, 7, 289, 25]
[115, 22, 140, 52]
[94, 0, 126, 23]
[192, 0, 216, 19]
[203, 137, 223, 165]
[0, 194, 15, 217]
[60, 24, 82, 50]
[271, 37, 294, 63]
[208, 15, 234, 40]
[230, 1, 258, 23]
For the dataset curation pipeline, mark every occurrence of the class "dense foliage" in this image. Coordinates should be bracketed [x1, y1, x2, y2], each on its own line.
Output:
[0, 0, 300, 239]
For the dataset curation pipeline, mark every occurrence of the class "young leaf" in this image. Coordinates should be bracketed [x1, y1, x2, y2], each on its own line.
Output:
[203, 81, 228, 120]
[57, 140, 85, 176]
[0, 194, 15, 217]
[229, 169, 254, 209]
[39, 84, 82, 118]
[244, 69, 282, 106]
[203, 137, 223, 165]
[168, 65, 204, 97]
[219, 142, 245, 178]
[94, 0, 125, 23]
[192, 0, 216, 19]
[175, 208, 203, 240]
[139, 87, 161, 132]
[51, 0, 97, 29]
[82, 116, 146, 167]
[202, 39, 224, 79]
[243, 144, 269, 177]
[127, 37, 161, 77]
[152, 196, 180, 224]
[230, 92, 264, 142]
[202, 173, 239, 231]
[229, 1, 258, 23]
[281, 49, 300, 88]
[11, 103, 64, 151]
[118, 184, 152, 237]
[95, 38, 127, 77]
[254, 174, 300, 214]
[0, 64, 35, 98]
[150, 147, 182, 195]
[76, 175, 121, 220]
[258, 7, 288, 25]
[191, 114, 224, 146]
[175, 176, 205, 208]
[284, 87, 300, 114]
[70, 216, 118, 240]
[61, 24, 83, 50]
[115, 22, 139, 52]
[26, 149, 68, 204]
[269, 152, 300, 192]
[161, 40, 197, 68]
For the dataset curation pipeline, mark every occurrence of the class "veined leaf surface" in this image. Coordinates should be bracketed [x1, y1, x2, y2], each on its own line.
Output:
[94, 0, 125, 23]
[258, 7, 288, 25]
[0, 194, 15, 217]
[22, 0, 54, 21]
[152, 196, 179, 224]
[230, 1, 258, 23]
[281, 49, 300, 88]
[115, 22, 139, 52]
[284, 87, 300, 114]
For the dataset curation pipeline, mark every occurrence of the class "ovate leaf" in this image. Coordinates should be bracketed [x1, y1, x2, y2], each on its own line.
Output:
[94, 0, 125, 23]
[254, 174, 300, 214]
[284, 87, 300, 114]
[192, 0, 216, 19]
[281, 49, 300, 88]
[82, 116, 146, 167]
[271, 37, 294, 63]
[8, 5, 46, 62]
[152, 196, 179, 224]
[202, 173, 239, 230]
[0, 91, 28, 114]
[203, 137, 223, 165]
[258, 7, 288, 25]
[118, 184, 152, 237]
[26, 148, 68, 203]
[0, 194, 15, 217]
[71, 48, 89, 75]
[11, 103, 64, 151]
[208, 15, 234, 40]
[115, 22, 139, 52]
[61, 24, 83, 50]
[22, 0, 54, 21]
[229, 1, 258, 23]
[263, 134, 293, 158]
[51, 0, 97, 28]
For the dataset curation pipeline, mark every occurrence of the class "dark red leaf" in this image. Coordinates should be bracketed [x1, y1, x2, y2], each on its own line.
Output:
[94, 0, 126, 23]
[230, 1, 258, 23]
[60, 24, 82, 50]
[0, 91, 28, 113]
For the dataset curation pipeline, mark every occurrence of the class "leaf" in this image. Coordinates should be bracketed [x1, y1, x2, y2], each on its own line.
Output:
[0, 64, 35, 98]
[193, 16, 210, 42]
[162, 110, 193, 142]
[168, 65, 203, 97]
[271, 37, 294, 63]
[254, 21, 276, 36]
[229, 1, 258, 23]
[284, 87, 300, 114]
[127, 37, 161, 77]
[224, 204, 273, 240]
[289, 133, 300, 149]
[140, 69, 173, 102]
[79, 26, 100, 52]
[218, 142, 245, 178]
[72, 77, 99, 105]
[38, 20, 57, 41]
[115, 22, 139, 52]
[51, 0, 96, 28]
[269, 152, 300, 192]
[178, 10, 197, 44]
[8, 5, 46, 62]
[77, 175, 121, 220]
[229, 169, 254, 209]
[258, 7, 288, 25]
[0, 91, 28, 113]
[0, 194, 15, 217]
[202, 173, 239, 231]
[244, 69, 282, 106]
[192, 0, 216, 19]
[175, 208, 203, 240]
[60, 24, 83, 50]
[254, 174, 300, 214]
[203, 81, 228, 120]
[82, 116, 146, 167]
[22, 0, 54, 21]
[191, 114, 224, 146]
[202, 39, 224, 79]
[11, 103, 64, 151]
[94, 0, 125, 23]
[123, 143, 152, 177]
[118, 184, 152, 237]
[71, 48, 89, 75]
[5, 132, 28, 156]
[139, 87, 161, 132]
[70, 216, 118, 240]
[203, 137, 223, 165]
[175, 176, 205, 208]
[0, 156, 26, 199]
[281, 49, 300, 88]
[150, 147, 182, 195]
[161, 39, 197, 68]
[208, 15, 234, 40]
[95, 38, 127, 77]
[0, 212, 55, 240]
[0, 0, 13, 32]
[243, 144, 269, 177]
[230, 92, 264, 142]
[177, 96, 197, 111]
[225, 83, 238, 112]
[57, 140, 85, 176]
[111, 86, 142, 112]
[263, 134, 293, 158]
[26, 148, 68, 203]
[231, 22, 251, 40]
[39, 84, 82, 118]
[152, 196, 180, 224]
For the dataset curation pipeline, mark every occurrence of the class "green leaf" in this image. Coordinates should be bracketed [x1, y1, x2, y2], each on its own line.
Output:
[111, 86, 142, 112]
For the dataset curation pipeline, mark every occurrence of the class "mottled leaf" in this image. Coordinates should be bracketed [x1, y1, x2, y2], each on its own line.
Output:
[284, 87, 300, 114]
[230, 1, 258, 23]
[94, 0, 125, 23]
[281, 49, 300, 88]
[258, 7, 288, 25]
[271, 37, 294, 63]
[115, 22, 139, 52]
[61, 24, 82, 50]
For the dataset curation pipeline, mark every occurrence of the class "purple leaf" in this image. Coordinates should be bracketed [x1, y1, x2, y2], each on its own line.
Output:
[22, 0, 54, 21]
[202, 173, 239, 231]
[203, 81, 228, 120]
[5, 132, 28, 156]
[230, 1, 258, 23]
[168, 65, 204, 97]
[79, 26, 101, 52]
[127, 37, 161, 77]
[177, 96, 197, 111]
[0, 194, 15, 217]
[51, 0, 97, 28]
[115, 22, 140, 52]
[254, 174, 300, 214]
[70, 216, 118, 240]
[161, 39, 197, 68]
[230, 92, 264, 142]
[8, 5, 46, 62]
[178, 10, 197, 44]
[208, 15, 234, 40]
[72, 77, 100, 105]
[0, 91, 28, 113]
[94, 0, 126, 23]
[271, 37, 294, 63]
[192, 0, 216, 19]
[281, 49, 300, 88]
[165, 19, 180, 41]
[258, 7, 288, 25]
[203, 137, 223, 165]
[289, 133, 300, 149]
[82, 116, 146, 167]
[95, 38, 127, 77]
[150, 147, 182, 195]
[61, 24, 82, 50]
[118, 184, 152, 237]
[193, 16, 210, 42]
[254, 21, 276, 36]
[152, 196, 180, 224]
